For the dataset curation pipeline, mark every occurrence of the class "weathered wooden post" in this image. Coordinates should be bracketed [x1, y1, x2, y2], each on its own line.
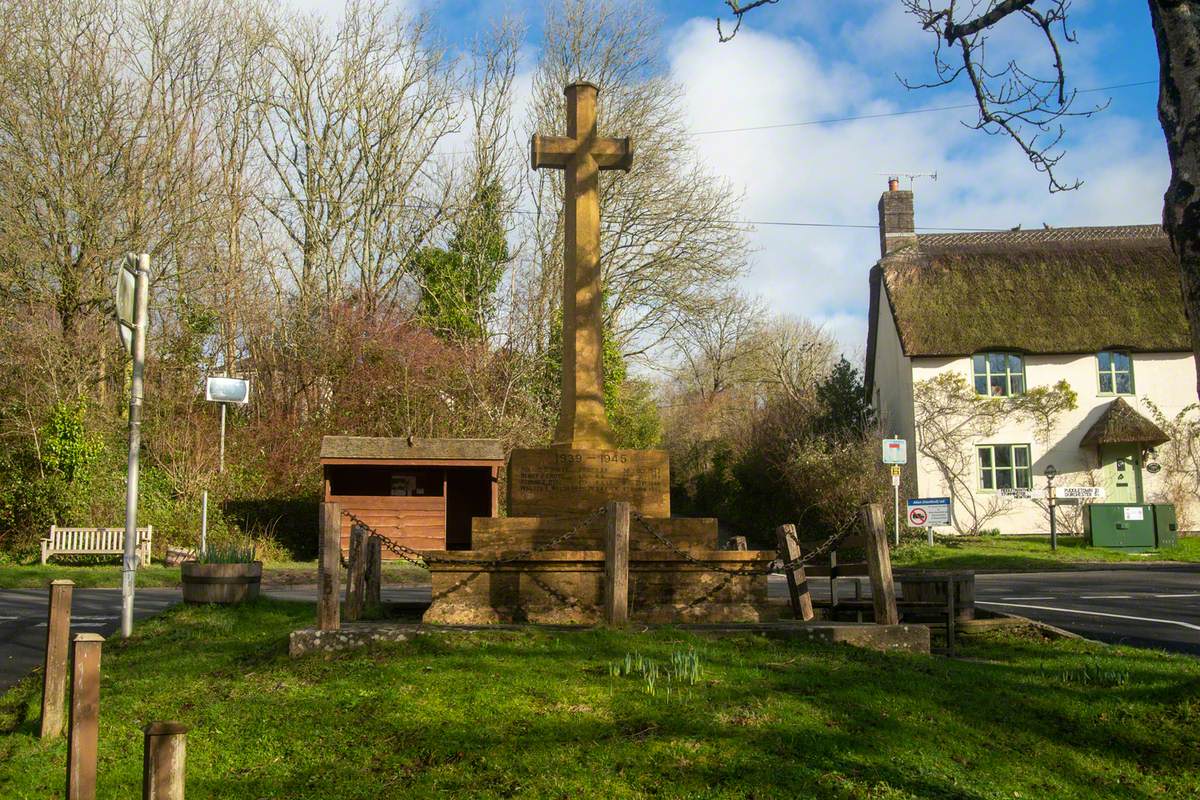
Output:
[365, 536, 382, 617]
[67, 633, 103, 800]
[345, 524, 366, 622]
[604, 501, 630, 625]
[40, 579, 74, 739]
[861, 504, 899, 626]
[318, 503, 340, 631]
[142, 721, 188, 800]
[775, 525, 814, 621]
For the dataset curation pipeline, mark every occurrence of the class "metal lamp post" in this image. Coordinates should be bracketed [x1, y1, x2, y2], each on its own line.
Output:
[1045, 464, 1058, 552]
[116, 253, 150, 638]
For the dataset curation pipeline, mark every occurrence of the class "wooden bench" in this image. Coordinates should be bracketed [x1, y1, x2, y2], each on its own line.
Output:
[40, 526, 153, 565]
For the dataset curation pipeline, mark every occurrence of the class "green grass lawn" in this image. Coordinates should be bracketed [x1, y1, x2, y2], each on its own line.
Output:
[893, 534, 1200, 572]
[0, 561, 430, 589]
[2, 600, 1197, 798]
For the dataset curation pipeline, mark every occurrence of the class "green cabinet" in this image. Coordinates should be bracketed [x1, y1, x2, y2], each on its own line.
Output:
[1085, 504, 1156, 552]
[1152, 504, 1178, 549]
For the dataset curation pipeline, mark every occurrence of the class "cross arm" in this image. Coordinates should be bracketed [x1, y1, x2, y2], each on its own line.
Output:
[592, 137, 633, 172]
[530, 134, 634, 171]
[531, 135, 573, 170]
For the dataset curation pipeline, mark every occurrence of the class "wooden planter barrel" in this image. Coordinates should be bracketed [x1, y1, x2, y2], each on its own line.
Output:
[180, 562, 262, 604]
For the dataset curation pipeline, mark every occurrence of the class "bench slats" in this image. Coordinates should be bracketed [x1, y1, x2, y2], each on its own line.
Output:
[41, 526, 153, 564]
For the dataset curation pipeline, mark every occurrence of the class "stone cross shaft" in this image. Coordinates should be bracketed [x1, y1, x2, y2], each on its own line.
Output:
[531, 81, 633, 449]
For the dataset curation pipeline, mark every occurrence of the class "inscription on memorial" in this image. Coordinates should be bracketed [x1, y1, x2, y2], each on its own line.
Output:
[508, 448, 670, 517]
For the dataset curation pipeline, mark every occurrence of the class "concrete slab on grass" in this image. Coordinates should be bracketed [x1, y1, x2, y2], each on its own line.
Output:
[289, 620, 930, 657]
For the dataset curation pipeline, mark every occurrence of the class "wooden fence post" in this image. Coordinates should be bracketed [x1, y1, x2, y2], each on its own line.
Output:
[142, 722, 188, 800]
[318, 503, 340, 631]
[40, 579, 74, 739]
[775, 525, 814, 621]
[365, 537, 382, 617]
[604, 501, 630, 626]
[861, 503, 899, 626]
[345, 525, 366, 622]
[67, 633, 103, 800]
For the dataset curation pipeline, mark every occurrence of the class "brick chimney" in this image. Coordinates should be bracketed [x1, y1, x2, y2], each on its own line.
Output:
[878, 178, 917, 257]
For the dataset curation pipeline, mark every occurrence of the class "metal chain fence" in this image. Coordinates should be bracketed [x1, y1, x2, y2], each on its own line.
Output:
[629, 510, 857, 575]
[339, 505, 608, 569]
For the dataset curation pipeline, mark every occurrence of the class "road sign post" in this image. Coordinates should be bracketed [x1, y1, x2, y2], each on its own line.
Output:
[205, 376, 250, 476]
[882, 438, 907, 547]
[117, 253, 149, 639]
[1045, 465, 1059, 552]
[906, 497, 951, 545]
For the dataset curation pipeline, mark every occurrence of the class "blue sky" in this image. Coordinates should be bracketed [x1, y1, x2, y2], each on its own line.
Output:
[296, 1, 1167, 357]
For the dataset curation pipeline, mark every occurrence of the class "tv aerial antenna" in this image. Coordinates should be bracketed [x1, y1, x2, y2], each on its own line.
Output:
[883, 169, 936, 188]
[879, 171, 938, 188]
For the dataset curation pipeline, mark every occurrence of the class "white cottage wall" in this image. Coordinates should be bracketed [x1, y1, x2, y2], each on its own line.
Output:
[909, 352, 1199, 534]
[871, 287, 915, 447]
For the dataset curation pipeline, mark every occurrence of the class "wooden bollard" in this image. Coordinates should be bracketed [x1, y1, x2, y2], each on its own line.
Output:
[67, 633, 104, 800]
[365, 536, 382, 616]
[40, 579, 74, 739]
[317, 503, 340, 631]
[775, 525, 814, 621]
[143, 721, 188, 800]
[861, 503, 900, 626]
[604, 501, 630, 626]
[345, 525, 366, 622]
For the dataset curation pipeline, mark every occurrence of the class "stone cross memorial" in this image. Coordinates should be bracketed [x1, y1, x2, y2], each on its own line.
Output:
[421, 81, 775, 626]
[508, 81, 669, 517]
[531, 81, 631, 449]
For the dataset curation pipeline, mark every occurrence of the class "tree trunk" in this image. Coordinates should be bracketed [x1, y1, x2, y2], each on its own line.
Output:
[1150, 1, 1200, 398]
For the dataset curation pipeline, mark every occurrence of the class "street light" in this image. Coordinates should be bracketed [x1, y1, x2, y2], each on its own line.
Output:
[1044, 464, 1058, 552]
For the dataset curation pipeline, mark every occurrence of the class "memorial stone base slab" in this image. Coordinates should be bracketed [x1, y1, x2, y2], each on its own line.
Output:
[423, 547, 778, 625]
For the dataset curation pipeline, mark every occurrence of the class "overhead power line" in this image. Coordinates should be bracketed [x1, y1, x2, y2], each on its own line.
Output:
[260, 195, 1004, 232]
[687, 80, 1157, 136]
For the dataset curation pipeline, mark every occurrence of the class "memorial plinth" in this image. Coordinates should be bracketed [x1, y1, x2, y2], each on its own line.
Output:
[507, 448, 670, 517]
[424, 544, 778, 625]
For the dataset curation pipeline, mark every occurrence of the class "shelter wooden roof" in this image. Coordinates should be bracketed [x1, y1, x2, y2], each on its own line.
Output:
[320, 436, 505, 465]
[1079, 398, 1170, 448]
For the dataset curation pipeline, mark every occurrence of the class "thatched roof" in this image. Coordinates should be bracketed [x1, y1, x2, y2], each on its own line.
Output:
[879, 225, 1188, 357]
[320, 436, 505, 463]
[1079, 398, 1170, 448]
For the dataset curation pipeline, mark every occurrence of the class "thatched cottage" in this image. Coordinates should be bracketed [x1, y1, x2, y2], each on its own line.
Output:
[865, 181, 1197, 534]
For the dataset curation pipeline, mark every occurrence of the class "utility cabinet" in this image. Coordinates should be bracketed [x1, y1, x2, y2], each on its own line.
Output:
[1152, 504, 1179, 549]
[1085, 503, 1156, 552]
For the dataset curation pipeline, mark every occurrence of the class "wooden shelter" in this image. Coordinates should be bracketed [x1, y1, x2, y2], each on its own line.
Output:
[320, 436, 504, 556]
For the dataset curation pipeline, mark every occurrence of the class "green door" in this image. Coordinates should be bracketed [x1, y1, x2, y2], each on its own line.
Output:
[1099, 444, 1142, 504]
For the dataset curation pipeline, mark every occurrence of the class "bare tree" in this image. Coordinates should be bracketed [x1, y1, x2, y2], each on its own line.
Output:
[667, 291, 766, 402]
[259, 0, 459, 316]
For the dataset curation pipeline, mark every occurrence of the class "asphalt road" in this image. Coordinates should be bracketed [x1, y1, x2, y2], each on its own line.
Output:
[973, 568, 1200, 655]
[3, 568, 1198, 690]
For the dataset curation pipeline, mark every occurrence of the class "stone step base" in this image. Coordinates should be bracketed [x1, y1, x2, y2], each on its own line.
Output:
[289, 621, 930, 657]
[469, 515, 721, 551]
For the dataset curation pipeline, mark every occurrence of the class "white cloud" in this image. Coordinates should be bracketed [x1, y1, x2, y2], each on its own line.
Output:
[666, 16, 1168, 359]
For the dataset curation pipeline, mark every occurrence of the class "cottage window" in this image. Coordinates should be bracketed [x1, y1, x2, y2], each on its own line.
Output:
[1097, 351, 1134, 395]
[972, 353, 1025, 397]
[977, 444, 1032, 491]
